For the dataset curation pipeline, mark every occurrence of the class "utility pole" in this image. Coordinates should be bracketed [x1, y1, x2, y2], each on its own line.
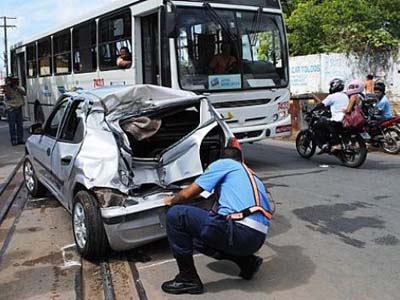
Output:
[1, 16, 17, 76]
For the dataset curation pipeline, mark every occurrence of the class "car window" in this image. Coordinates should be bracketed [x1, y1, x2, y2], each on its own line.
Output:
[44, 100, 69, 138]
[60, 100, 85, 143]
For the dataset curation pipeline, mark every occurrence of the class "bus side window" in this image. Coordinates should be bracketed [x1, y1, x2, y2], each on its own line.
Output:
[73, 21, 97, 73]
[38, 37, 52, 76]
[26, 44, 37, 78]
[99, 10, 132, 71]
[54, 30, 72, 75]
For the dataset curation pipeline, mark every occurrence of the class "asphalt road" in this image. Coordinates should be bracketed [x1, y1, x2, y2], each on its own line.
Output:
[1, 138, 399, 300]
[137, 140, 400, 300]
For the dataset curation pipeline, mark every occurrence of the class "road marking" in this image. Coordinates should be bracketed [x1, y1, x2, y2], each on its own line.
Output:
[137, 253, 204, 270]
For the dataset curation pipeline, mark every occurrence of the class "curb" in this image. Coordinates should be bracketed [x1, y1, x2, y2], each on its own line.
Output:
[0, 156, 24, 198]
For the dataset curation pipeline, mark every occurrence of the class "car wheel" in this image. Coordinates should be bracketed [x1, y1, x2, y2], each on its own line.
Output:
[72, 191, 109, 260]
[23, 157, 47, 197]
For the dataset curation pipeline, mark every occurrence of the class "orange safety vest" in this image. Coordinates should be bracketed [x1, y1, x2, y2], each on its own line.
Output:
[227, 163, 273, 221]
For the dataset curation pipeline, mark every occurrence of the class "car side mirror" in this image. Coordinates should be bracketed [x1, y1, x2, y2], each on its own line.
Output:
[29, 123, 43, 135]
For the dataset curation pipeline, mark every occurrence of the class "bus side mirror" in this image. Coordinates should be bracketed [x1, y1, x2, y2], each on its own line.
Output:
[29, 123, 43, 135]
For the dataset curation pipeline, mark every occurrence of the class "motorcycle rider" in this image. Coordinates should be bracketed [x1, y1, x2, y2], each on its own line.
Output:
[314, 78, 349, 153]
[345, 79, 365, 114]
[373, 82, 392, 121]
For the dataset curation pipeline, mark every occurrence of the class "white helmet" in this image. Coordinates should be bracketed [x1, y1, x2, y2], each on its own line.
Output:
[346, 79, 364, 96]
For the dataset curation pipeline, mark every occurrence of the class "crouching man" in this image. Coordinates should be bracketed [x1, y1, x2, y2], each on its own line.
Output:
[162, 147, 272, 295]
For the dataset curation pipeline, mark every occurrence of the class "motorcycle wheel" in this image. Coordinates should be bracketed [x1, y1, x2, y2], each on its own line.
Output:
[340, 135, 368, 168]
[296, 130, 316, 159]
[382, 127, 400, 154]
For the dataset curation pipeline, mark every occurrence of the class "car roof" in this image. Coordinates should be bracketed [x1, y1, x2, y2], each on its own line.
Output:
[66, 84, 205, 116]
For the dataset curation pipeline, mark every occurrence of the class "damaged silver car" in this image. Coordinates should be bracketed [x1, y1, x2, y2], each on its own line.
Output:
[24, 85, 237, 259]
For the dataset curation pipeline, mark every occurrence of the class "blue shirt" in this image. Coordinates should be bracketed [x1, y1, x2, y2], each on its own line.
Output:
[195, 159, 271, 226]
[376, 95, 392, 119]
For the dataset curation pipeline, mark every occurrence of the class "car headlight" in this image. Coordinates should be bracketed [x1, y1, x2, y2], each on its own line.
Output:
[119, 170, 131, 186]
[93, 188, 127, 207]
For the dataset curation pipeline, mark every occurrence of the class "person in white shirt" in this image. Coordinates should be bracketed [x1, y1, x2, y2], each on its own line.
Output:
[313, 78, 349, 153]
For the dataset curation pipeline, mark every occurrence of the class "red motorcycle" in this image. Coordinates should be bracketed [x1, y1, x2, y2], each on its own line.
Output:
[362, 96, 400, 154]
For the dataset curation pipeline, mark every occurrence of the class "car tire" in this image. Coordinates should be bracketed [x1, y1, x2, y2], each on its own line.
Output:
[72, 191, 109, 261]
[23, 157, 47, 197]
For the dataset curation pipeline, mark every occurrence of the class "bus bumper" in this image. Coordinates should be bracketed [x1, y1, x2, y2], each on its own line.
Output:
[231, 115, 292, 143]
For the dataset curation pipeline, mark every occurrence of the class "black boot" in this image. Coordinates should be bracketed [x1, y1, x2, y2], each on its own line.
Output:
[161, 256, 204, 294]
[218, 253, 263, 280]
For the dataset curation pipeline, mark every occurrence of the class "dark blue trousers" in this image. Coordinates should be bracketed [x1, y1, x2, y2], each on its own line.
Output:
[166, 205, 266, 257]
[7, 107, 24, 144]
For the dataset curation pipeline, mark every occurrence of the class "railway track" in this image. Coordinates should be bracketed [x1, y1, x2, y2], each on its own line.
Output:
[80, 253, 148, 300]
[0, 159, 149, 300]
[0, 159, 26, 267]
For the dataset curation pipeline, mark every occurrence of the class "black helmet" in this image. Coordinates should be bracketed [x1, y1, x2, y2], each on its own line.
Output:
[329, 78, 345, 94]
[374, 81, 386, 94]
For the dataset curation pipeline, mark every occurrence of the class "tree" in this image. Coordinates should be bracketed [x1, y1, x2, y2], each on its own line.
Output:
[284, 0, 400, 71]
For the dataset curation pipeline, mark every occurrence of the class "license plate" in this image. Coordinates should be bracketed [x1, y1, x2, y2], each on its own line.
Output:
[360, 132, 371, 140]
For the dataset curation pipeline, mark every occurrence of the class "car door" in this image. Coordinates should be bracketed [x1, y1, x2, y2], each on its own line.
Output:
[30, 100, 69, 189]
[51, 99, 85, 206]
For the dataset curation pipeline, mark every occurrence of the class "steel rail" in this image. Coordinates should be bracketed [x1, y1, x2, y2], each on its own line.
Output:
[100, 261, 116, 300]
[0, 160, 24, 226]
[0, 179, 26, 268]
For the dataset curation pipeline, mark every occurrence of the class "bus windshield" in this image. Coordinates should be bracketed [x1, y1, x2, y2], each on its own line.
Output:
[175, 7, 288, 92]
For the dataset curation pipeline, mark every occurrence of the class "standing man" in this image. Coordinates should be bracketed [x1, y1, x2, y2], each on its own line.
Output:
[162, 147, 272, 295]
[4, 76, 26, 146]
[365, 74, 375, 94]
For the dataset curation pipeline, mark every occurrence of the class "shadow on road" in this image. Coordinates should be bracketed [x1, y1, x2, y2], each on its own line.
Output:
[204, 242, 316, 294]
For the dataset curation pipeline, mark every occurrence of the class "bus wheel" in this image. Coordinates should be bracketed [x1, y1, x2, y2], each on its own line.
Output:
[34, 102, 45, 124]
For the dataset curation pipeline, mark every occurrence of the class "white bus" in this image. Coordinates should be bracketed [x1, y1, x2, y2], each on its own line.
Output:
[11, 0, 291, 142]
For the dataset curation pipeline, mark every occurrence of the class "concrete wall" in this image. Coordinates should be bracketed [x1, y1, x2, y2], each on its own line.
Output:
[289, 53, 400, 100]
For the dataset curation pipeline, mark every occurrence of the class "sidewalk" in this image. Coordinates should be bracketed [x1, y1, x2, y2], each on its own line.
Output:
[0, 120, 31, 191]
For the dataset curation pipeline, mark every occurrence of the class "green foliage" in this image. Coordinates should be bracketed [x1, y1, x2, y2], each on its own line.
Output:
[284, 0, 400, 69]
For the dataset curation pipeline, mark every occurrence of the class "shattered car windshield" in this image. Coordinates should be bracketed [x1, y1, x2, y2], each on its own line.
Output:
[175, 7, 288, 91]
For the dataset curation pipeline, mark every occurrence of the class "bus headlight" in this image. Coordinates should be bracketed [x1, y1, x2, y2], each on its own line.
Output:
[273, 114, 279, 122]
[279, 111, 287, 118]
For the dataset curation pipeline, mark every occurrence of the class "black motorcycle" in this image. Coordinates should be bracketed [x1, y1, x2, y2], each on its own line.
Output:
[296, 108, 368, 168]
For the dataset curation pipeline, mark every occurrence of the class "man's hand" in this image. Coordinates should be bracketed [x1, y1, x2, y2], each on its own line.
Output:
[163, 183, 203, 207]
[164, 196, 174, 206]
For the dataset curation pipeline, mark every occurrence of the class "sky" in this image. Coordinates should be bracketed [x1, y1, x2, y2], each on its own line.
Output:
[0, 0, 120, 78]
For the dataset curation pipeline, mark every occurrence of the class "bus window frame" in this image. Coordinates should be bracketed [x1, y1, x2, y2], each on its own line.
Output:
[98, 8, 132, 71]
[72, 20, 98, 74]
[53, 29, 72, 76]
[38, 37, 53, 77]
[26, 43, 38, 78]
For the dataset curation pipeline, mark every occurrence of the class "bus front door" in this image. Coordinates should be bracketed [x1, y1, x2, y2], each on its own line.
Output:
[141, 13, 160, 85]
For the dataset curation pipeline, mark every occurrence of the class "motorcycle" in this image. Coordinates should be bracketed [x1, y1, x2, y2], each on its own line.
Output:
[362, 95, 400, 154]
[296, 108, 368, 168]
